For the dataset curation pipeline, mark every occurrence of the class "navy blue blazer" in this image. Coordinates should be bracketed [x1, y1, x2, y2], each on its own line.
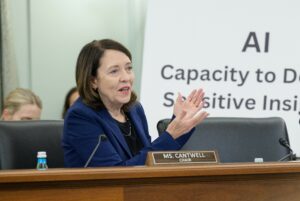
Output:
[62, 98, 193, 167]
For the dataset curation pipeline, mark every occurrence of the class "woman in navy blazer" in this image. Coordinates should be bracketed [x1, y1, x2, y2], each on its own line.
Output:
[62, 39, 208, 167]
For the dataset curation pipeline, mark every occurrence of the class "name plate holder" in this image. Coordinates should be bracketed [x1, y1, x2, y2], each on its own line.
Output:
[146, 150, 219, 166]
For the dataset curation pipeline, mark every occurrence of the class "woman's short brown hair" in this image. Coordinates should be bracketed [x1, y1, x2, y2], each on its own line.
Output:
[75, 39, 137, 111]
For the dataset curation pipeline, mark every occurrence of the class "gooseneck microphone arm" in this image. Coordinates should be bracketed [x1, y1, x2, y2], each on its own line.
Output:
[279, 138, 293, 153]
[84, 134, 107, 168]
[278, 138, 297, 161]
[279, 152, 296, 161]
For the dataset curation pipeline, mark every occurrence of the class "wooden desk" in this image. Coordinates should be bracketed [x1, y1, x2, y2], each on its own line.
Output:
[0, 162, 300, 201]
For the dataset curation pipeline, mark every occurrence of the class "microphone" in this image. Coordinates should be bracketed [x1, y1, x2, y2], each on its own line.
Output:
[84, 134, 107, 168]
[278, 138, 297, 161]
[279, 138, 293, 153]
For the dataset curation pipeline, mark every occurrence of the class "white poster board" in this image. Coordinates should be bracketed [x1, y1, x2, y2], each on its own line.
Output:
[141, 0, 300, 155]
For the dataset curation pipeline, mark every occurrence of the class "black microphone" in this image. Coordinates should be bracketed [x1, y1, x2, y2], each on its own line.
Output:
[84, 134, 107, 168]
[279, 138, 293, 153]
[278, 138, 297, 161]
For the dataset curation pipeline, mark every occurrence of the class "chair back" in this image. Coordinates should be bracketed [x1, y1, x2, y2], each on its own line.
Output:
[0, 120, 64, 169]
[157, 117, 290, 162]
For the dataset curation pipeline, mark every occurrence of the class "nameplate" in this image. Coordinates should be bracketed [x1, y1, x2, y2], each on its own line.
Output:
[146, 150, 219, 166]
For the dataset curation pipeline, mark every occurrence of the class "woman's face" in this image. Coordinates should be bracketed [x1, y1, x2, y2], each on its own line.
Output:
[92, 49, 134, 109]
[2, 104, 41, 120]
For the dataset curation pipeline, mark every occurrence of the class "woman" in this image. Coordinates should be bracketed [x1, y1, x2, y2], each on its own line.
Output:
[62, 39, 208, 167]
[62, 87, 79, 118]
[1, 88, 42, 121]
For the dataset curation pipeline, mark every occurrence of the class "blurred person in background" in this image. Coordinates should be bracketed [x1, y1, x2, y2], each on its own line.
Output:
[1, 88, 42, 121]
[62, 86, 79, 118]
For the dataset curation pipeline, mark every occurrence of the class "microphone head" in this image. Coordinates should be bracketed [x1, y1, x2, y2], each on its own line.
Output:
[100, 134, 107, 140]
[279, 138, 293, 154]
[279, 138, 288, 146]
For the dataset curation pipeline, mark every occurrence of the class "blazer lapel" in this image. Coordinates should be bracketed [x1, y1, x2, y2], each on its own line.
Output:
[128, 110, 151, 147]
[97, 109, 132, 158]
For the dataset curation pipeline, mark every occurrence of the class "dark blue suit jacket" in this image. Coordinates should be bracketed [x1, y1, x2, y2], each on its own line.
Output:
[62, 98, 193, 167]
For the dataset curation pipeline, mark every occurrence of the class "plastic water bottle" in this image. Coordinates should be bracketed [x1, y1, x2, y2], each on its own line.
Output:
[36, 151, 48, 170]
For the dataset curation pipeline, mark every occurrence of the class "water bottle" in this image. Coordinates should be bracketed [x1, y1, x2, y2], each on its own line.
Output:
[36, 151, 48, 170]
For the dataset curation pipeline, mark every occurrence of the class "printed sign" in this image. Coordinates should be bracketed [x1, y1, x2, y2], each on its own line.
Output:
[141, 0, 300, 155]
[146, 151, 219, 166]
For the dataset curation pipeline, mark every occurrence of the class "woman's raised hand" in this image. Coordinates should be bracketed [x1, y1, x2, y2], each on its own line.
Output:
[167, 88, 208, 139]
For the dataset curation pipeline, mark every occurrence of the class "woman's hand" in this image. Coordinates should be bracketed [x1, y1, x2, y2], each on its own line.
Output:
[173, 89, 204, 117]
[167, 88, 208, 139]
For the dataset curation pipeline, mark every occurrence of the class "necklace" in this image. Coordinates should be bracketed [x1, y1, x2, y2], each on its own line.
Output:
[119, 114, 132, 137]
[123, 115, 132, 137]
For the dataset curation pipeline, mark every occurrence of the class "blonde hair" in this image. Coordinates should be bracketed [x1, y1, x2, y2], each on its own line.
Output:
[3, 88, 42, 116]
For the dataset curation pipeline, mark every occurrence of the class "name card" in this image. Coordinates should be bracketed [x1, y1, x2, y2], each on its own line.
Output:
[146, 150, 219, 166]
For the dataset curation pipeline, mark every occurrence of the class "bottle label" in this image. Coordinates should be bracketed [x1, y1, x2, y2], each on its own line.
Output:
[36, 158, 48, 170]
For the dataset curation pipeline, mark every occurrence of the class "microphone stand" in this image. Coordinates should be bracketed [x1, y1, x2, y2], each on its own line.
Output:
[278, 138, 298, 161]
[84, 134, 107, 168]
[278, 152, 297, 161]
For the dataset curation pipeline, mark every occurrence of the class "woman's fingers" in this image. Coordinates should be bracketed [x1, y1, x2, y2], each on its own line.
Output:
[177, 92, 183, 104]
[194, 90, 204, 107]
[167, 109, 208, 139]
[186, 88, 205, 108]
[168, 87, 208, 139]
[192, 88, 202, 104]
[192, 111, 209, 126]
[187, 89, 196, 102]
[187, 101, 205, 119]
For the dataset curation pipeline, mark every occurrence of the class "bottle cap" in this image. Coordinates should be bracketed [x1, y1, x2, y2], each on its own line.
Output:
[37, 151, 47, 158]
